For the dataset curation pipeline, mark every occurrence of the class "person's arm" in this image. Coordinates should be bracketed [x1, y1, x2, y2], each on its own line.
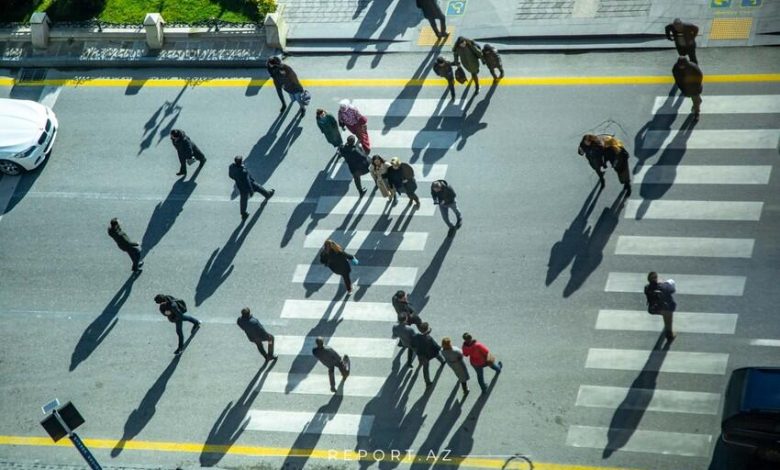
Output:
[665, 279, 676, 294]
[452, 48, 460, 66]
[689, 23, 699, 39]
[664, 24, 674, 41]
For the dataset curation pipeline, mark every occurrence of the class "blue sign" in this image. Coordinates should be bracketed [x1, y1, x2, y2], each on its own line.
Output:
[447, 0, 467, 16]
[710, 0, 732, 7]
[741, 0, 762, 7]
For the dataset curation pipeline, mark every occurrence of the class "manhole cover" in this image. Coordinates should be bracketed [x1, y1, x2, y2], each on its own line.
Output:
[17, 68, 47, 83]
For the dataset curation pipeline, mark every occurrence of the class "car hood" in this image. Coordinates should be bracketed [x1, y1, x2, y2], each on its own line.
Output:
[0, 99, 47, 154]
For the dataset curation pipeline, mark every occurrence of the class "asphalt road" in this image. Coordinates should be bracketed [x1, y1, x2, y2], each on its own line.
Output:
[0, 47, 779, 470]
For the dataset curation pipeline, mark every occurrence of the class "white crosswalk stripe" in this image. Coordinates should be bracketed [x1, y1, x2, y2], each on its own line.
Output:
[328, 161, 448, 182]
[303, 229, 429, 252]
[293, 264, 417, 287]
[605, 272, 746, 296]
[315, 196, 436, 216]
[642, 129, 780, 149]
[273, 335, 396, 358]
[246, 410, 374, 436]
[261, 372, 385, 397]
[635, 165, 771, 185]
[585, 348, 729, 375]
[281, 299, 397, 322]
[371, 130, 458, 149]
[575, 385, 721, 414]
[750, 339, 780, 347]
[624, 200, 764, 221]
[614, 236, 754, 258]
[652, 95, 780, 115]
[566, 426, 712, 457]
[596, 310, 738, 334]
[351, 98, 465, 117]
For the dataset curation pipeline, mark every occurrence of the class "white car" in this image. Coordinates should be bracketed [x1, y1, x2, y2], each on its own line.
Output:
[0, 98, 58, 175]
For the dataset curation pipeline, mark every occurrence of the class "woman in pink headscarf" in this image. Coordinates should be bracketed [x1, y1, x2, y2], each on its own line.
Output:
[337, 99, 371, 154]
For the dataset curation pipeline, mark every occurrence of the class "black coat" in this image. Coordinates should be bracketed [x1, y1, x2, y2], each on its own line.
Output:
[229, 163, 255, 194]
[672, 61, 703, 96]
[340, 144, 370, 175]
[392, 295, 421, 325]
[431, 180, 456, 204]
[279, 64, 303, 93]
[158, 295, 183, 322]
[237, 316, 271, 342]
[433, 60, 454, 79]
[665, 22, 698, 49]
[416, 0, 444, 19]
[412, 332, 441, 360]
[319, 249, 354, 276]
[171, 131, 196, 160]
[108, 226, 137, 252]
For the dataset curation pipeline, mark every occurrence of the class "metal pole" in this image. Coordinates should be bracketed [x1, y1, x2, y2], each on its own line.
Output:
[52, 410, 103, 470]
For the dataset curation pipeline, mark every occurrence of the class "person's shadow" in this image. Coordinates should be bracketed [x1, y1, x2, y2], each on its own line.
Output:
[281, 168, 345, 248]
[441, 375, 499, 469]
[546, 183, 602, 287]
[138, 86, 186, 156]
[69, 271, 140, 371]
[603, 334, 669, 458]
[410, 234, 454, 315]
[194, 201, 267, 306]
[455, 81, 497, 151]
[409, 93, 456, 166]
[563, 192, 627, 297]
[245, 108, 303, 187]
[633, 85, 682, 175]
[409, 384, 462, 470]
[381, 44, 442, 133]
[199, 362, 275, 466]
[140, 172, 201, 257]
[279, 393, 344, 469]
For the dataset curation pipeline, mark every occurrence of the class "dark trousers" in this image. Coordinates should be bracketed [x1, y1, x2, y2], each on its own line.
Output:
[327, 360, 350, 390]
[175, 314, 200, 349]
[676, 45, 698, 64]
[239, 184, 271, 216]
[444, 75, 455, 99]
[177, 146, 206, 175]
[488, 65, 504, 79]
[273, 83, 285, 106]
[420, 354, 445, 384]
[426, 13, 446, 37]
[473, 362, 502, 391]
[125, 247, 142, 270]
[254, 335, 275, 359]
[341, 273, 353, 292]
[404, 182, 420, 205]
[471, 72, 480, 92]
[661, 310, 675, 339]
[352, 172, 365, 193]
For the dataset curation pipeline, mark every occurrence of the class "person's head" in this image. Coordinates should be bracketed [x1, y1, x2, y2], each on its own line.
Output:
[372, 155, 385, 167]
[456, 36, 466, 48]
[339, 99, 350, 110]
[483, 43, 495, 52]
[316, 108, 326, 118]
[390, 157, 401, 169]
[267, 56, 281, 67]
[436, 56, 446, 65]
[154, 294, 166, 304]
[346, 135, 356, 146]
[109, 217, 119, 228]
[323, 239, 342, 253]
[432, 181, 443, 192]
[441, 337, 452, 350]
[170, 129, 182, 140]
[648, 271, 659, 284]
[234, 155, 243, 165]
[241, 307, 251, 318]
[462, 332, 474, 344]
[418, 322, 431, 335]
[673, 18, 682, 29]
[315, 336, 324, 348]
[394, 290, 407, 302]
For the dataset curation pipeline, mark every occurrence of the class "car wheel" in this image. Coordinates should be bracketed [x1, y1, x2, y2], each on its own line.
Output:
[0, 160, 24, 176]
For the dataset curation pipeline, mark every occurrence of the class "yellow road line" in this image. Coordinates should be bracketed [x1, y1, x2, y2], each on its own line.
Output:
[0, 74, 779, 88]
[0, 435, 636, 470]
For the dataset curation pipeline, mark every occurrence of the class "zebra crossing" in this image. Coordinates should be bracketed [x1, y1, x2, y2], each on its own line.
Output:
[566, 94, 779, 459]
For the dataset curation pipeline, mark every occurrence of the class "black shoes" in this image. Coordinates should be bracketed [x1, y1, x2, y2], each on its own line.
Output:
[280, 104, 286, 113]
[132, 261, 144, 272]
[266, 189, 276, 200]
[174, 348, 182, 355]
[176, 171, 185, 176]
[192, 322, 201, 334]
[359, 188, 367, 197]
[241, 212, 249, 221]
[455, 219, 462, 229]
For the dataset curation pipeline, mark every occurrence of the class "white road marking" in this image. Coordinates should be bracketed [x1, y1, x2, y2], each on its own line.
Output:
[22, 191, 317, 204]
[261, 372, 385, 397]
[292, 265, 417, 287]
[351, 98, 465, 117]
[281, 299, 397, 322]
[585, 348, 729, 375]
[575, 385, 720, 415]
[371, 130, 458, 149]
[596, 310, 737, 334]
[273, 335, 396, 359]
[749, 339, 780, 347]
[245, 410, 374, 436]
[304, 229, 428, 251]
[566, 425, 712, 457]
[328, 162, 447, 182]
[605, 272, 746, 296]
[652, 95, 780, 115]
[38, 85, 63, 109]
[642, 129, 780, 149]
[315, 196, 436, 216]
[615, 236, 754, 258]
[624, 200, 763, 221]
[635, 165, 771, 185]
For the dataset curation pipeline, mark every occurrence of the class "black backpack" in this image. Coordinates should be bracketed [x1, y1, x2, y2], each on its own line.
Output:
[645, 285, 667, 315]
[173, 298, 188, 314]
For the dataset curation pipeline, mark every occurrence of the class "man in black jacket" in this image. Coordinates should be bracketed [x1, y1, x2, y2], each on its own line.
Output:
[276, 60, 307, 116]
[665, 18, 699, 64]
[672, 56, 703, 121]
[392, 290, 422, 327]
[431, 180, 462, 234]
[229, 156, 275, 221]
[155, 294, 201, 355]
[237, 307, 278, 362]
[170, 129, 206, 177]
[411, 322, 445, 387]
[312, 337, 350, 393]
[339, 136, 369, 196]
[108, 218, 143, 272]
[266, 56, 287, 112]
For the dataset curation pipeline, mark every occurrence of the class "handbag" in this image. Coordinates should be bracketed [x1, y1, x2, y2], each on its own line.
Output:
[455, 66, 467, 84]
[485, 352, 496, 366]
[299, 90, 312, 106]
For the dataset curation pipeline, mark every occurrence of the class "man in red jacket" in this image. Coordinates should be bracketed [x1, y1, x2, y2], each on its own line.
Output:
[462, 332, 502, 393]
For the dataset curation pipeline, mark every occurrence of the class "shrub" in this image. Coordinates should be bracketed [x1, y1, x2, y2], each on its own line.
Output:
[250, 0, 277, 18]
[0, 0, 35, 22]
[46, 0, 106, 21]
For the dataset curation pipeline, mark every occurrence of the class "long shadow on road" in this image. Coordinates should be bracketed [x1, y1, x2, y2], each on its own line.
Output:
[140, 169, 201, 257]
[280, 394, 344, 470]
[245, 108, 303, 187]
[633, 85, 682, 174]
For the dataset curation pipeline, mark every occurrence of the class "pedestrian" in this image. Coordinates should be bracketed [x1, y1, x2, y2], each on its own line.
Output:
[170, 129, 206, 177]
[577, 134, 607, 189]
[315, 108, 343, 157]
[392, 316, 418, 367]
[319, 239, 358, 294]
[441, 337, 470, 397]
[482, 44, 504, 80]
[266, 56, 287, 112]
[339, 136, 370, 196]
[229, 155, 275, 221]
[369, 155, 394, 201]
[411, 322, 445, 388]
[387, 157, 420, 208]
[236, 307, 278, 363]
[107, 218, 143, 272]
[338, 99, 371, 154]
[312, 336, 350, 393]
[602, 135, 632, 196]
[416, 0, 447, 38]
[672, 56, 703, 121]
[453, 36, 483, 95]
[431, 180, 462, 234]
[155, 294, 201, 355]
[391, 290, 422, 328]
[644, 272, 677, 342]
[665, 18, 699, 64]
[274, 58, 308, 116]
[433, 56, 456, 100]
[462, 333, 502, 393]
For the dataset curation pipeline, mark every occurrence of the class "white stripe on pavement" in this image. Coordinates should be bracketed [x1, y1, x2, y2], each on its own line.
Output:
[293, 265, 418, 287]
[371, 130, 458, 150]
[351, 98, 465, 117]
[304, 229, 428, 252]
[273, 335, 396, 358]
[261, 372, 385, 397]
[315, 196, 436, 216]
[281, 299, 397, 322]
[615, 236, 754, 258]
[642, 129, 780, 149]
[566, 425, 712, 457]
[328, 162, 448, 182]
[624, 200, 764, 221]
[635, 165, 771, 185]
[605, 272, 746, 296]
[749, 339, 780, 347]
[596, 310, 738, 334]
[575, 385, 720, 415]
[23, 191, 316, 205]
[246, 410, 374, 436]
[652, 95, 780, 115]
[585, 348, 729, 375]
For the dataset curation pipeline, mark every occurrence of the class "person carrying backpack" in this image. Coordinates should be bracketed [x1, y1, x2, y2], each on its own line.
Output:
[155, 294, 201, 355]
[644, 272, 677, 342]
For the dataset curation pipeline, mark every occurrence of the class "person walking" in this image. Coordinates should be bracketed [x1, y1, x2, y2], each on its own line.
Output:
[312, 337, 350, 393]
[433, 56, 456, 100]
[107, 218, 143, 272]
[412, 322, 445, 388]
[644, 272, 677, 342]
[462, 333, 502, 393]
[391, 290, 422, 328]
[237, 307, 278, 363]
[672, 56, 703, 121]
[229, 156, 275, 221]
[270, 57, 308, 116]
[482, 44, 504, 80]
[369, 155, 394, 201]
[338, 100, 371, 154]
[431, 180, 462, 234]
[416, 0, 447, 38]
[170, 129, 206, 177]
[319, 239, 358, 294]
[665, 18, 699, 64]
[392, 317, 418, 367]
[387, 157, 420, 208]
[155, 294, 201, 355]
[339, 136, 370, 196]
[315, 109, 343, 157]
[603, 135, 632, 196]
[577, 134, 608, 189]
[453, 36, 483, 95]
[441, 337, 470, 397]
[266, 56, 287, 112]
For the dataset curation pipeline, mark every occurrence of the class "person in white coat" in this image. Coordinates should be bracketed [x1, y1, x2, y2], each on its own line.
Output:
[441, 337, 470, 397]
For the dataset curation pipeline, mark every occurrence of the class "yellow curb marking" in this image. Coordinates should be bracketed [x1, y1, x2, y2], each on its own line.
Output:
[0, 435, 636, 470]
[418, 25, 455, 46]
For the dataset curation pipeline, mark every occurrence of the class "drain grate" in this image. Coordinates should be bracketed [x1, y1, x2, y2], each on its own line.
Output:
[17, 68, 47, 83]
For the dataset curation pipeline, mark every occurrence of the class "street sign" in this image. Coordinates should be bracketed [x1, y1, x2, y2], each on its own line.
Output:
[741, 0, 762, 7]
[41, 398, 60, 415]
[710, 0, 733, 7]
[447, 0, 467, 16]
[40, 401, 101, 469]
